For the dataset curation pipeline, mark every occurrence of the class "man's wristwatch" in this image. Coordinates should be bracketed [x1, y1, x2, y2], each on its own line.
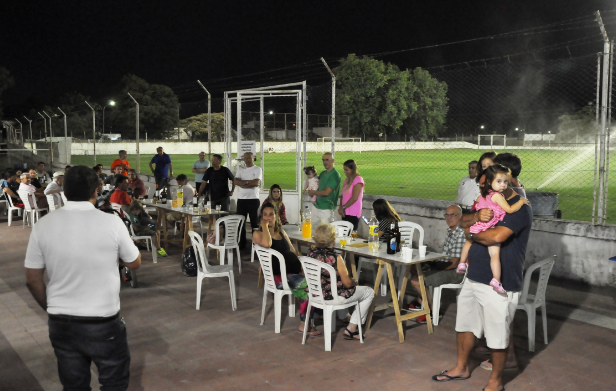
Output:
[468, 233, 474, 241]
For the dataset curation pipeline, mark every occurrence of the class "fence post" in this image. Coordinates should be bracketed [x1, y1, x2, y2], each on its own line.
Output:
[321, 57, 336, 157]
[57, 108, 69, 164]
[14, 118, 23, 145]
[23, 116, 32, 141]
[127, 93, 140, 173]
[84, 101, 96, 165]
[596, 11, 610, 224]
[197, 80, 212, 160]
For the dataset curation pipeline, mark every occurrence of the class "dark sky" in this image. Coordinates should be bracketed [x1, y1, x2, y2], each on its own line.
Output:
[2, 0, 614, 114]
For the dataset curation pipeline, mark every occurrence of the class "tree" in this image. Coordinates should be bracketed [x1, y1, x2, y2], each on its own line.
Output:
[401, 68, 449, 141]
[108, 75, 179, 140]
[178, 112, 225, 141]
[557, 104, 596, 143]
[0, 66, 15, 118]
[335, 54, 416, 140]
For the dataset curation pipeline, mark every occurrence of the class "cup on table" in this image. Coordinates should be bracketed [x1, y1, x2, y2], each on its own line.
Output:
[419, 245, 427, 258]
[339, 236, 349, 248]
[205, 204, 211, 213]
[350, 230, 358, 242]
[402, 247, 412, 262]
[172, 200, 178, 208]
[216, 205, 221, 212]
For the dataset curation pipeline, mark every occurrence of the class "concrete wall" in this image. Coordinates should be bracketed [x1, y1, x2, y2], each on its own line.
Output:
[355, 195, 616, 287]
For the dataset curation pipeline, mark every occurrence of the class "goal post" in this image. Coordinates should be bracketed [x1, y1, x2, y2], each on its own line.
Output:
[477, 134, 506, 149]
[317, 137, 363, 154]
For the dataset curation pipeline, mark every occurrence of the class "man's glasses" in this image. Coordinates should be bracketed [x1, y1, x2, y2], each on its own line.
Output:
[444, 213, 461, 218]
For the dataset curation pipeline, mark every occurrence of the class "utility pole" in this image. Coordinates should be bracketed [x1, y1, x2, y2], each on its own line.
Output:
[57, 107, 69, 164]
[127, 93, 140, 173]
[321, 57, 336, 157]
[85, 101, 96, 165]
[197, 80, 212, 161]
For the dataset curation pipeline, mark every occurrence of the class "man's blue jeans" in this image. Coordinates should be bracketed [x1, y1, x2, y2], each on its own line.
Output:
[48, 316, 131, 391]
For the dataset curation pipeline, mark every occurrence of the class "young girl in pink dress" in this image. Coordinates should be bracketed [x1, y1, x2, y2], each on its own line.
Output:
[456, 164, 529, 293]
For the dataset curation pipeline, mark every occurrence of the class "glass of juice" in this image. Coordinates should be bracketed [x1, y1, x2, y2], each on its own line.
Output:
[340, 237, 348, 247]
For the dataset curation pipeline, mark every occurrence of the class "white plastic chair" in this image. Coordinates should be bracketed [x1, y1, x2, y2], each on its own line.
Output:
[517, 256, 556, 352]
[189, 231, 236, 311]
[299, 256, 364, 351]
[206, 215, 245, 274]
[60, 191, 68, 205]
[254, 245, 296, 333]
[46, 194, 58, 211]
[4, 192, 23, 224]
[17, 190, 48, 229]
[128, 220, 157, 264]
[430, 268, 468, 326]
[331, 220, 354, 237]
[0, 188, 7, 215]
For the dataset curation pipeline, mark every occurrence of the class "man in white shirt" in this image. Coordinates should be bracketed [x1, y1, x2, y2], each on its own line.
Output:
[44, 171, 64, 195]
[25, 165, 141, 390]
[454, 160, 479, 213]
[166, 174, 195, 226]
[234, 152, 262, 250]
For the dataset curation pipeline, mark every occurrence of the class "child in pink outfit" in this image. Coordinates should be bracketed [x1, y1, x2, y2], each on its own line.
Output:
[303, 166, 319, 204]
[457, 164, 529, 293]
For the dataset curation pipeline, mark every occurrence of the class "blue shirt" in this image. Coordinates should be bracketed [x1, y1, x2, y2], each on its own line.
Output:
[467, 195, 533, 292]
[192, 159, 210, 182]
[150, 153, 172, 178]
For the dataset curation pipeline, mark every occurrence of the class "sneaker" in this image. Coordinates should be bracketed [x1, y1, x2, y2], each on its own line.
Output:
[456, 263, 467, 274]
[416, 313, 443, 324]
[407, 301, 423, 311]
[490, 278, 506, 294]
[157, 248, 168, 257]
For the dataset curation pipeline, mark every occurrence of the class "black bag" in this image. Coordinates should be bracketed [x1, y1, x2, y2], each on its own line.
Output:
[182, 246, 198, 277]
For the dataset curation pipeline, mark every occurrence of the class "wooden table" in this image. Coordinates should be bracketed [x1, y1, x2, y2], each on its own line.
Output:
[282, 225, 447, 343]
[142, 200, 229, 252]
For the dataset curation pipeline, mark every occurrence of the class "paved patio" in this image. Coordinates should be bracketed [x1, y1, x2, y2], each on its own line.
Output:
[1, 213, 615, 391]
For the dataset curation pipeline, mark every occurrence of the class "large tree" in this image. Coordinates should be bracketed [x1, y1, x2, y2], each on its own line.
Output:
[178, 112, 225, 141]
[334, 54, 448, 141]
[108, 74, 179, 139]
[0, 66, 15, 119]
[401, 67, 448, 141]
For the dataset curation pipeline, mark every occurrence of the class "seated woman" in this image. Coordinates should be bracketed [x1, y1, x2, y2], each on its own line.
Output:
[372, 199, 401, 240]
[252, 202, 319, 336]
[128, 200, 167, 257]
[307, 223, 375, 340]
[261, 184, 288, 224]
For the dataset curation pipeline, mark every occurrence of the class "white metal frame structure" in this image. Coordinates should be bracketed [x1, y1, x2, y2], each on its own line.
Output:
[317, 137, 362, 154]
[224, 82, 308, 211]
[477, 134, 506, 149]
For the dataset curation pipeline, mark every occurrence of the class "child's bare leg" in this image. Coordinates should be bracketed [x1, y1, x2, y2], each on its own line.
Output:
[153, 232, 161, 249]
[460, 239, 472, 264]
[488, 244, 502, 282]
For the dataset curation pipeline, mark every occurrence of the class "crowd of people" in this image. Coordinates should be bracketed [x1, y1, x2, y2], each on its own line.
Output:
[7, 144, 532, 391]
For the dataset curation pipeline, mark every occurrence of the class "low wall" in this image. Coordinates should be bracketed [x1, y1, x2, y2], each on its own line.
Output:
[356, 195, 616, 287]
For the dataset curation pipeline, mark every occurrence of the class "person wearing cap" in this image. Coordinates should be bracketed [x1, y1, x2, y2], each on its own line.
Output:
[234, 152, 262, 250]
[25, 165, 141, 389]
[44, 171, 65, 195]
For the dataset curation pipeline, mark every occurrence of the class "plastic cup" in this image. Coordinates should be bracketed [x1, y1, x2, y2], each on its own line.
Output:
[419, 245, 427, 258]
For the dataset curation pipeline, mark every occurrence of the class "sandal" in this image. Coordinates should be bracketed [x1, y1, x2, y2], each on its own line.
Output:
[298, 327, 322, 338]
[343, 327, 364, 341]
[431, 370, 470, 382]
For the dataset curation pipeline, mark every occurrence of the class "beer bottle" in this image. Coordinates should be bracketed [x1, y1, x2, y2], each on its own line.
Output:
[394, 221, 401, 253]
[387, 223, 396, 254]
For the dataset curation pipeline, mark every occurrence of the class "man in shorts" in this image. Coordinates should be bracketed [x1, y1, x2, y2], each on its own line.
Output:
[432, 155, 532, 391]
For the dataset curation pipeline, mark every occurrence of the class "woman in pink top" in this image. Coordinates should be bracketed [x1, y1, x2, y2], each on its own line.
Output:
[338, 159, 364, 230]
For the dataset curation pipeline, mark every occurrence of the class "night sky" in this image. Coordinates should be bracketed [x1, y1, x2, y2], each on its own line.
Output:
[2, 0, 615, 116]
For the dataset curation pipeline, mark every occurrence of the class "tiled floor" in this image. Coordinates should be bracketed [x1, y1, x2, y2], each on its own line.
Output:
[1, 214, 615, 391]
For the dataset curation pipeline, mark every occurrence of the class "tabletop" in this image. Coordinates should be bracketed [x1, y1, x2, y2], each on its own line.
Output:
[282, 225, 447, 265]
[142, 199, 230, 217]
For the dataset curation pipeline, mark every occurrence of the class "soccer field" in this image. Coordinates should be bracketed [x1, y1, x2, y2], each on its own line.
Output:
[71, 148, 615, 222]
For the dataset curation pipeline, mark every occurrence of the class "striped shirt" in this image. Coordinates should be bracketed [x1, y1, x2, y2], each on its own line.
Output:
[442, 226, 465, 261]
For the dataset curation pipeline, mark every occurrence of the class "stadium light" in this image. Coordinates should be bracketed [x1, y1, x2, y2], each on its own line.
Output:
[480, 125, 485, 129]
[515, 127, 519, 131]
[269, 111, 273, 115]
[102, 100, 116, 137]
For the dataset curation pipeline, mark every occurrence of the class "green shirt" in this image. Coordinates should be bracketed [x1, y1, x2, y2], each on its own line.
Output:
[315, 168, 341, 210]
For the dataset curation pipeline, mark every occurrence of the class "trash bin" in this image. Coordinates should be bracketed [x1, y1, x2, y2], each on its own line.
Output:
[526, 192, 559, 217]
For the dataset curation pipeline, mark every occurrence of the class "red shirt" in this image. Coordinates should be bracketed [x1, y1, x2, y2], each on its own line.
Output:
[111, 159, 131, 176]
[129, 178, 146, 198]
[110, 189, 132, 206]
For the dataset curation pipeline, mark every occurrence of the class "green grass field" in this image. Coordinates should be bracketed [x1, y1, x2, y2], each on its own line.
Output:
[71, 148, 615, 222]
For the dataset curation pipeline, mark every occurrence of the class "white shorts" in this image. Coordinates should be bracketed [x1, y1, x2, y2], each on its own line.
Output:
[309, 205, 334, 227]
[455, 279, 520, 349]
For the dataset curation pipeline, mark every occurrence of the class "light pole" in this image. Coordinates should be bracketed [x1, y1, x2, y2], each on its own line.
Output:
[23, 116, 33, 142]
[57, 107, 69, 164]
[102, 100, 115, 139]
[127, 93, 140, 173]
[84, 101, 96, 164]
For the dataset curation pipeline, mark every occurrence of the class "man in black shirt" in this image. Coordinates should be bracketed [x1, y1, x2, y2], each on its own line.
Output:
[198, 154, 235, 211]
[433, 152, 532, 391]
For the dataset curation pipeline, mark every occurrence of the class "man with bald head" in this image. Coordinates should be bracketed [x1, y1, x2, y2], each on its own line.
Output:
[409, 204, 466, 321]
[307, 152, 341, 225]
[234, 152, 262, 250]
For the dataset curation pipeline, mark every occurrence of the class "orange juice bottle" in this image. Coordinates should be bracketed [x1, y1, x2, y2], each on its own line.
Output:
[302, 206, 312, 239]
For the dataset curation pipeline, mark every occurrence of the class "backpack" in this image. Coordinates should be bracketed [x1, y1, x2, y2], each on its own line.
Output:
[182, 246, 198, 277]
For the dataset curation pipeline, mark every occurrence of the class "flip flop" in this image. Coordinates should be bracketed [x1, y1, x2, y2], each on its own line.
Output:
[343, 327, 364, 341]
[298, 328, 322, 338]
[431, 370, 470, 382]
[480, 359, 518, 371]
[482, 388, 505, 391]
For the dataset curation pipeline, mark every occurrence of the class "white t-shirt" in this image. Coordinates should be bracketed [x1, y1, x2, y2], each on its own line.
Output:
[24, 201, 140, 317]
[235, 165, 262, 199]
[44, 181, 63, 195]
[455, 176, 479, 207]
